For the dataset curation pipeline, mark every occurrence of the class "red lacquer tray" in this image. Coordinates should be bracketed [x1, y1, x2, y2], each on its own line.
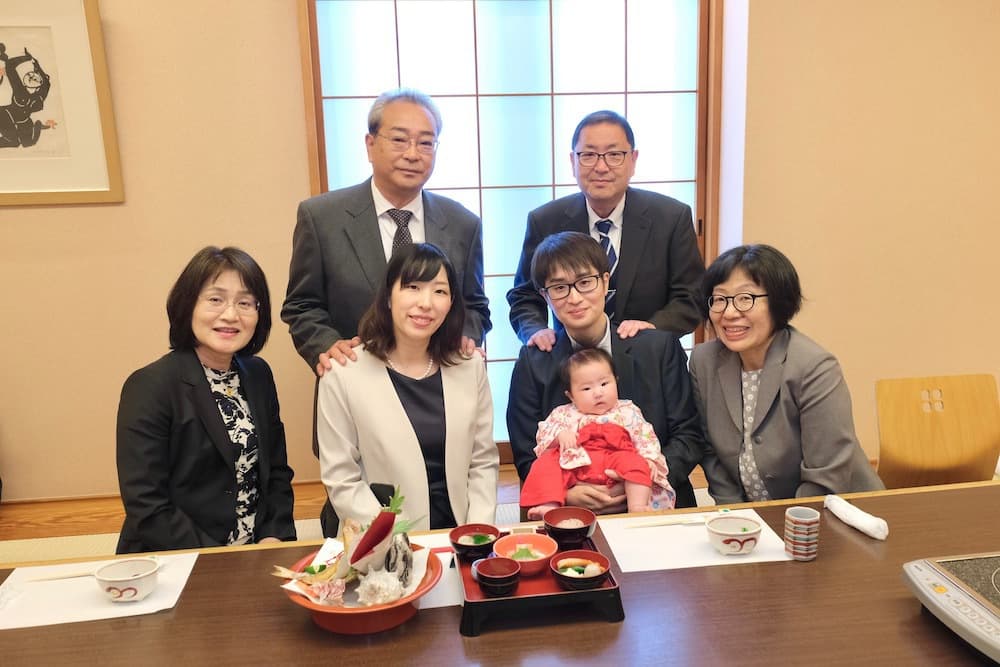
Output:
[457, 528, 625, 636]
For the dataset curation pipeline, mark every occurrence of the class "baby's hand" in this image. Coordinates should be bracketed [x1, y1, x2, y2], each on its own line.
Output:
[557, 429, 577, 450]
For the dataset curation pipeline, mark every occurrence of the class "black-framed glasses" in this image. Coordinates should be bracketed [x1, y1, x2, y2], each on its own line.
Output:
[575, 151, 631, 167]
[376, 132, 438, 155]
[200, 295, 259, 315]
[707, 293, 768, 313]
[539, 274, 603, 301]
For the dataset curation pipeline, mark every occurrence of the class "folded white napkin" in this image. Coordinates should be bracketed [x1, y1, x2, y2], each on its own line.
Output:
[823, 495, 889, 540]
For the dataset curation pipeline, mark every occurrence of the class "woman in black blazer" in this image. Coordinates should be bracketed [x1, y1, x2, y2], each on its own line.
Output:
[116, 247, 296, 553]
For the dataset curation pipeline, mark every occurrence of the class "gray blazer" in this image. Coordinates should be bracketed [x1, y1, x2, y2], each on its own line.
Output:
[506, 188, 704, 342]
[689, 327, 884, 504]
[281, 179, 491, 370]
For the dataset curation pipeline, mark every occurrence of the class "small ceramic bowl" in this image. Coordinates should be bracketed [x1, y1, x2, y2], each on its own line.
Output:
[706, 515, 762, 556]
[471, 556, 520, 597]
[94, 557, 160, 602]
[449, 523, 502, 562]
[493, 533, 558, 577]
[550, 549, 611, 591]
[543, 507, 596, 549]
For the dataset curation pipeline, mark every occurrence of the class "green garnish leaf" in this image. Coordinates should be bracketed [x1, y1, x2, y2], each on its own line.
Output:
[386, 487, 405, 514]
[471, 534, 492, 545]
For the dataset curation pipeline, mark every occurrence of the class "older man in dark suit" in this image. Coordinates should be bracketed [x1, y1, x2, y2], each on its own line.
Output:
[507, 110, 704, 351]
[508, 232, 705, 509]
[281, 88, 490, 535]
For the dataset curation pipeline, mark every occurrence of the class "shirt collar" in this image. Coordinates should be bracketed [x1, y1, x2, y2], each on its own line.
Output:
[586, 192, 627, 228]
[568, 315, 613, 356]
[371, 181, 423, 220]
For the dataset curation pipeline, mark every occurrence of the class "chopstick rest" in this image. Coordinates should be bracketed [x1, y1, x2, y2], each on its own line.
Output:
[823, 495, 889, 540]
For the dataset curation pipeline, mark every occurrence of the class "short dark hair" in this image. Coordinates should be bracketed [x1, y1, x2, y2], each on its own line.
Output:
[701, 244, 803, 331]
[368, 88, 442, 135]
[166, 246, 272, 356]
[571, 110, 635, 150]
[358, 243, 465, 365]
[559, 347, 617, 392]
[530, 231, 609, 290]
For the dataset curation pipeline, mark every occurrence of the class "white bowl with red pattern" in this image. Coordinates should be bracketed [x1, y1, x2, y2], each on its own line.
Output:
[94, 557, 160, 602]
[706, 515, 762, 555]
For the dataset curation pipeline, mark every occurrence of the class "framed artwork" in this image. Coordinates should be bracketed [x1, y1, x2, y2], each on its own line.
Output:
[0, 0, 122, 205]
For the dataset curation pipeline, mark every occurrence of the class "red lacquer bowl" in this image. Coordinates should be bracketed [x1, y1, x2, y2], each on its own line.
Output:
[282, 544, 442, 634]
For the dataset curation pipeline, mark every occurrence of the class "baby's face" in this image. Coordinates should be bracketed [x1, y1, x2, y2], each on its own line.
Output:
[567, 360, 619, 415]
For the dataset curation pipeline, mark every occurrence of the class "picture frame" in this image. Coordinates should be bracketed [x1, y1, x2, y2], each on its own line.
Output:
[0, 0, 122, 206]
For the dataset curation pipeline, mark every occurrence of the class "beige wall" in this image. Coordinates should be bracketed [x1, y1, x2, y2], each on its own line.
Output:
[0, 2, 319, 501]
[742, 0, 1000, 457]
[2, 1, 997, 502]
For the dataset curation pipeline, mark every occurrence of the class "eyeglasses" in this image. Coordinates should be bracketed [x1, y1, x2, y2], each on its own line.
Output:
[200, 295, 259, 315]
[539, 274, 603, 301]
[376, 133, 438, 155]
[707, 293, 768, 313]
[575, 151, 631, 167]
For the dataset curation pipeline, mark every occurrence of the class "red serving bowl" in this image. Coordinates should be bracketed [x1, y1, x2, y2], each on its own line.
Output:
[493, 533, 558, 577]
[282, 544, 442, 634]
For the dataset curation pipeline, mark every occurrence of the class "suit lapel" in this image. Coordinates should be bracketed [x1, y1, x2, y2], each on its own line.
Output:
[753, 328, 791, 434]
[423, 191, 454, 257]
[610, 333, 637, 398]
[343, 180, 387, 291]
[614, 189, 653, 320]
[181, 351, 237, 473]
[717, 348, 744, 432]
[563, 194, 591, 234]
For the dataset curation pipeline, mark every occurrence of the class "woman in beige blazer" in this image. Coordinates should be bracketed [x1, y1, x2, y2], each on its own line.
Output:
[317, 243, 498, 531]
[690, 245, 883, 504]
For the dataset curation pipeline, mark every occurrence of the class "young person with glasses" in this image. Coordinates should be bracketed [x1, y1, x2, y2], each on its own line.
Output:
[508, 231, 706, 510]
[507, 109, 704, 352]
[690, 244, 884, 504]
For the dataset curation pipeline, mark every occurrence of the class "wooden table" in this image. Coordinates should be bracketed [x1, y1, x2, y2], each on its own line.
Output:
[4, 483, 998, 666]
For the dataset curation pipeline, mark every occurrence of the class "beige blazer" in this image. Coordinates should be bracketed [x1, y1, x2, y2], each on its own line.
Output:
[317, 347, 498, 530]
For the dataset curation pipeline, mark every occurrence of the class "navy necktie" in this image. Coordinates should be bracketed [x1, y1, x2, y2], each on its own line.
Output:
[387, 209, 413, 255]
[596, 219, 617, 317]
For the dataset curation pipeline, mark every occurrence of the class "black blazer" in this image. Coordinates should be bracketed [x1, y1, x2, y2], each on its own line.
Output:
[507, 188, 705, 343]
[116, 350, 296, 553]
[506, 329, 706, 508]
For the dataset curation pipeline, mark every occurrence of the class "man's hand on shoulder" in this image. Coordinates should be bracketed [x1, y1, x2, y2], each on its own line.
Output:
[616, 320, 655, 339]
[315, 337, 361, 376]
[526, 328, 557, 352]
[461, 335, 486, 359]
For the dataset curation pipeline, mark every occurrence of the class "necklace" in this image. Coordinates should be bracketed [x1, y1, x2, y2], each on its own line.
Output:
[386, 354, 434, 380]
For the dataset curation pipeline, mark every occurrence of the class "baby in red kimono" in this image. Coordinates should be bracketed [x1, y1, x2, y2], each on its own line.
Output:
[520, 348, 675, 519]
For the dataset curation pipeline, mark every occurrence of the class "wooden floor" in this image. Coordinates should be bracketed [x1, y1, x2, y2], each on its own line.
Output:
[0, 465, 706, 542]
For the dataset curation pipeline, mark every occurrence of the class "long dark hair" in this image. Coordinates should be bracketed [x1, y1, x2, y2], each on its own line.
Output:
[166, 246, 271, 356]
[358, 243, 465, 365]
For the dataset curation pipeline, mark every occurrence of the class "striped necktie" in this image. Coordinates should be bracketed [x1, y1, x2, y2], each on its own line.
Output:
[595, 219, 617, 317]
[387, 208, 413, 255]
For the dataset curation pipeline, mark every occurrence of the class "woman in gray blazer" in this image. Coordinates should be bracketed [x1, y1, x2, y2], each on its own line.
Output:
[689, 245, 883, 504]
[317, 243, 498, 531]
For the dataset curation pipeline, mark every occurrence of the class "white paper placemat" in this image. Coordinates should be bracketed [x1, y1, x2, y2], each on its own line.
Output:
[599, 509, 791, 572]
[0, 552, 199, 629]
[411, 532, 464, 610]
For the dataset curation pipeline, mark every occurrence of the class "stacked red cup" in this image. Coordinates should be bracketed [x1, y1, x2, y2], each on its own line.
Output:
[784, 506, 821, 561]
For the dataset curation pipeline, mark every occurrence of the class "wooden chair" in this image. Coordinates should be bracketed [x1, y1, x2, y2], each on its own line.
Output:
[875, 374, 1000, 489]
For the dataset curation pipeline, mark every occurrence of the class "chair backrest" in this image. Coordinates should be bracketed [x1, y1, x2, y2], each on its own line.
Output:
[875, 374, 1000, 489]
